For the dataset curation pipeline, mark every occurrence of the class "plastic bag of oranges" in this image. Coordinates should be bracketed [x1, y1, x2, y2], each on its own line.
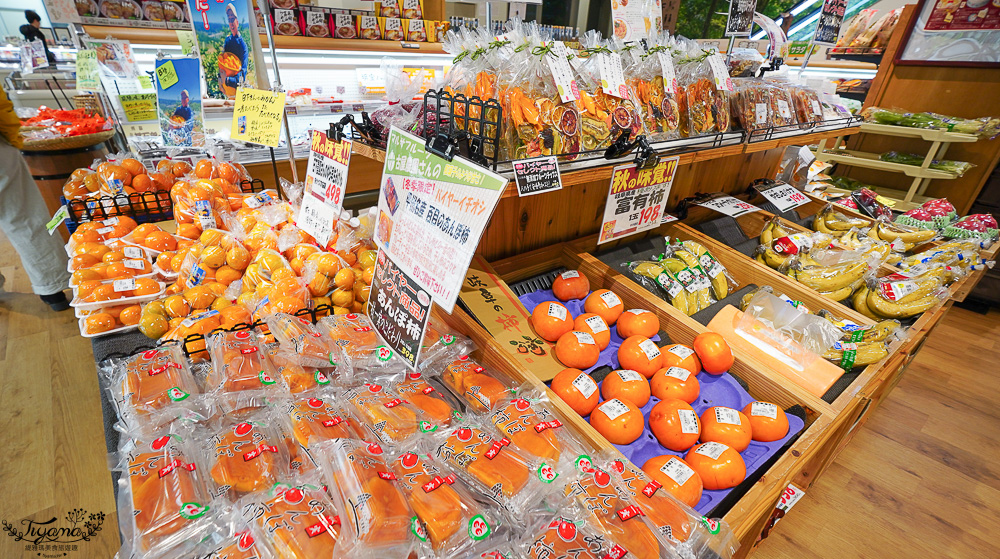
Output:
[314, 438, 418, 559]
[112, 424, 216, 559]
[343, 382, 439, 445]
[263, 313, 345, 369]
[69, 244, 154, 286]
[105, 346, 205, 437]
[238, 480, 353, 558]
[203, 410, 291, 501]
[175, 229, 249, 290]
[301, 251, 361, 314]
[597, 450, 739, 559]
[386, 447, 504, 558]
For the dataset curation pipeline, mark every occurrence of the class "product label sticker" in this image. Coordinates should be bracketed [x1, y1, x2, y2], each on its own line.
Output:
[639, 339, 661, 360]
[697, 194, 760, 217]
[584, 315, 608, 333]
[598, 398, 630, 421]
[879, 280, 918, 302]
[750, 401, 779, 419]
[123, 259, 146, 270]
[113, 278, 137, 292]
[560, 270, 580, 279]
[547, 303, 568, 321]
[678, 409, 700, 434]
[714, 407, 741, 425]
[777, 99, 791, 120]
[695, 441, 728, 460]
[656, 273, 684, 298]
[659, 457, 696, 485]
[572, 331, 596, 345]
[599, 290, 622, 308]
[668, 345, 694, 359]
[617, 369, 645, 382]
[599, 52, 628, 98]
[664, 366, 691, 381]
[699, 253, 724, 278]
[755, 103, 767, 125]
[123, 247, 144, 259]
[707, 54, 735, 91]
[572, 373, 598, 398]
[626, 308, 648, 316]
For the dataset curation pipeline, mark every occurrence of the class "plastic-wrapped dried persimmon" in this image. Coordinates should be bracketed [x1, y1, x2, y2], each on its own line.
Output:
[319, 313, 379, 360]
[206, 329, 282, 393]
[264, 313, 342, 368]
[281, 396, 360, 449]
[383, 371, 457, 424]
[522, 512, 628, 559]
[345, 382, 434, 444]
[208, 417, 287, 499]
[113, 346, 201, 434]
[440, 357, 510, 412]
[564, 468, 662, 559]
[246, 484, 349, 559]
[267, 346, 336, 393]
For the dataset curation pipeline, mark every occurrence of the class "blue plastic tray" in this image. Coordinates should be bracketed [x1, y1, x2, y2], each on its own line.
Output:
[520, 288, 805, 515]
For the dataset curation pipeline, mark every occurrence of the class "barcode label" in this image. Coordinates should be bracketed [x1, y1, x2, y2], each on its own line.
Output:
[617, 369, 645, 382]
[714, 407, 741, 425]
[571, 373, 597, 398]
[584, 315, 608, 333]
[678, 409, 699, 434]
[598, 398, 630, 420]
[664, 367, 690, 381]
[547, 303, 568, 321]
[659, 457, 696, 486]
[695, 441, 728, 460]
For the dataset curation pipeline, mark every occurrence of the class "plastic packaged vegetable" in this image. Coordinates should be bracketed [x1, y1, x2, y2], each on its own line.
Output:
[943, 214, 999, 242]
[879, 151, 974, 177]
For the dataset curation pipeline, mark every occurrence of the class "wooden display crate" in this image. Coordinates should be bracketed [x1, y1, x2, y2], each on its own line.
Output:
[470, 246, 836, 557]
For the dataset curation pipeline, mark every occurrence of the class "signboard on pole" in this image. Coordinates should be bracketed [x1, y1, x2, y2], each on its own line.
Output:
[598, 157, 679, 244]
[814, 0, 847, 45]
[725, 0, 758, 37]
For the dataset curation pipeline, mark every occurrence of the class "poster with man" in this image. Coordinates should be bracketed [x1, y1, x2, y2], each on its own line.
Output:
[155, 57, 205, 147]
[185, 0, 258, 99]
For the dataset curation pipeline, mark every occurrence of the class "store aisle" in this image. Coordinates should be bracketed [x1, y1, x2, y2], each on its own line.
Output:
[756, 305, 1000, 558]
[1, 227, 998, 558]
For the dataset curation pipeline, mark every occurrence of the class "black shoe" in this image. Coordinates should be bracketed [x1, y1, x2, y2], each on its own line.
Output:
[40, 291, 70, 312]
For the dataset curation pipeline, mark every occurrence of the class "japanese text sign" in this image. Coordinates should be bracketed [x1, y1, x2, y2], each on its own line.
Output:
[513, 156, 562, 197]
[120, 93, 157, 122]
[230, 88, 286, 147]
[756, 181, 809, 213]
[304, 130, 352, 214]
[368, 249, 432, 369]
[725, 0, 758, 37]
[697, 194, 760, 217]
[599, 157, 679, 244]
[75, 50, 100, 92]
[374, 127, 507, 313]
[814, 0, 847, 45]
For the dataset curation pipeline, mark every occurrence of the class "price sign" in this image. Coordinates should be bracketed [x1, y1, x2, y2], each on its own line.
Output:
[598, 157, 679, 244]
[119, 93, 158, 122]
[813, 0, 847, 46]
[297, 191, 336, 246]
[176, 31, 197, 55]
[757, 181, 809, 213]
[76, 50, 101, 92]
[230, 88, 286, 147]
[368, 249, 432, 370]
[513, 156, 562, 197]
[304, 130, 352, 213]
[697, 195, 760, 218]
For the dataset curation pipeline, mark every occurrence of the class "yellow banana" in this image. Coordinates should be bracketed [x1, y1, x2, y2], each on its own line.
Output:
[794, 260, 867, 292]
[684, 240, 730, 300]
[875, 222, 936, 244]
[852, 286, 880, 320]
[760, 222, 774, 247]
[822, 342, 889, 367]
[866, 290, 940, 318]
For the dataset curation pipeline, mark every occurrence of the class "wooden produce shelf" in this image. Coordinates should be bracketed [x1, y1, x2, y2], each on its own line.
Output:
[859, 122, 980, 144]
[82, 25, 446, 53]
[744, 125, 861, 154]
[812, 148, 960, 180]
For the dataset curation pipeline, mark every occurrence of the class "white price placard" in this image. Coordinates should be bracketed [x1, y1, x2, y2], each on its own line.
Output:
[697, 195, 760, 217]
[758, 182, 809, 213]
[297, 192, 337, 246]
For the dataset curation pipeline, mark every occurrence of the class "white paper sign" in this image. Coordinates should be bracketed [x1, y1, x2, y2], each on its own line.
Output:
[697, 195, 760, 218]
[758, 182, 809, 213]
[303, 130, 352, 215]
[298, 191, 337, 246]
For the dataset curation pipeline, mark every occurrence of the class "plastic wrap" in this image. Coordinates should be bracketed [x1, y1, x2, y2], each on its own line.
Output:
[860, 266, 950, 320]
[437, 356, 514, 413]
[106, 346, 206, 438]
[204, 411, 290, 501]
[343, 382, 439, 445]
[736, 291, 842, 371]
[240, 481, 352, 558]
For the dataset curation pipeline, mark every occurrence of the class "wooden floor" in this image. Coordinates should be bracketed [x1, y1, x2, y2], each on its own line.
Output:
[1, 228, 998, 558]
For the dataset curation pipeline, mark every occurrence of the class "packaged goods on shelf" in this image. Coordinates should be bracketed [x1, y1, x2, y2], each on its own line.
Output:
[862, 106, 1000, 139]
[878, 151, 975, 177]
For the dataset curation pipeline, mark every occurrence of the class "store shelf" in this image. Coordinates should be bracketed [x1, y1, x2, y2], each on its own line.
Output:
[81, 25, 445, 53]
[858, 122, 980, 144]
[744, 121, 862, 153]
[820, 185, 929, 212]
[812, 148, 959, 180]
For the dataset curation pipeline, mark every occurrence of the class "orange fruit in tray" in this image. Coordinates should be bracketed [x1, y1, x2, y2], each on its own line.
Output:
[590, 398, 643, 445]
[650, 367, 701, 404]
[661, 344, 701, 376]
[133, 278, 161, 296]
[76, 280, 103, 300]
[90, 284, 123, 302]
[85, 313, 117, 334]
[617, 335, 664, 378]
[71, 229, 100, 245]
[601, 369, 651, 408]
[155, 252, 175, 272]
[699, 406, 752, 452]
[131, 223, 160, 243]
[742, 402, 789, 442]
[145, 231, 177, 252]
[72, 268, 102, 285]
[617, 309, 660, 339]
[119, 305, 142, 326]
[102, 250, 125, 263]
[648, 398, 701, 452]
[584, 289, 624, 325]
[171, 161, 192, 177]
[195, 159, 214, 179]
[550, 368, 599, 416]
[693, 332, 734, 375]
[115, 216, 138, 231]
[530, 301, 573, 342]
[642, 455, 704, 508]
[71, 254, 100, 270]
[684, 442, 746, 490]
[175, 224, 201, 240]
[551, 270, 590, 301]
[554, 331, 600, 369]
[573, 312, 610, 350]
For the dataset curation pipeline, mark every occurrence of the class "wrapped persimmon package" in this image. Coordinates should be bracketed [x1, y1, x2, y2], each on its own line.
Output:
[206, 329, 286, 415]
[204, 411, 290, 501]
[239, 481, 352, 559]
[596, 450, 738, 559]
[106, 346, 206, 437]
[113, 426, 215, 559]
[374, 369, 461, 426]
[313, 438, 418, 558]
[318, 313, 387, 366]
[263, 313, 348, 370]
[191, 502, 274, 559]
[343, 381, 440, 445]
[433, 418, 563, 521]
[386, 448, 504, 558]
[418, 316, 476, 372]
[265, 345, 344, 394]
[277, 393, 362, 452]
[516, 494, 632, 559]
[486, 387, 589, 467]
[435, 355, 514, 413]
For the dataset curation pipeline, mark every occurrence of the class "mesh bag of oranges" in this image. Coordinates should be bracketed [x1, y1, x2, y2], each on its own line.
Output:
[203, 411, 291, 502]
[386, 447, 504, 557]
[432, 418, 564, 521]
[104, 346, 205, 438]
[343, 381, 440, 445]
[237, 481, 354, 558]
[313, 438, 419, 559]
[597, 450, 739, 559]
[112, 425, 216, 559]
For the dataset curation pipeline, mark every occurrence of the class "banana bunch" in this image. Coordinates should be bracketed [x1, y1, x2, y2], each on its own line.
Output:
[812, 206, 869, 237]
[679, 239, 731, 300]
[785, 256, 869, 301]
[897, 242, 991, 280]
[868, 221, 937, 252]
[817, 310, 900, 344]
[628, 260, 692, 315]
[854, 268, 945, 320]
[758, 219, 794, 269]
[822, 341, 889, 368]
[663, 253, 712, 313]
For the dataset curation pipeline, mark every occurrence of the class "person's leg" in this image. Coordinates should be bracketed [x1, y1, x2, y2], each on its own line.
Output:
[0, 139, 71, 309]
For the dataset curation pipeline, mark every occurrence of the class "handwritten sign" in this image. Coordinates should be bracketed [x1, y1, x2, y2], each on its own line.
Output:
[513, 156, 562, 197]
[757, 181, 809, 213]
[119, 93, 157, 122]
[176, 30, 197, 55]
[697, 195, 761, 217]
[368, 249, 432, 369]
[230, 88, 286, 147]
[75, 50, 100, 92]
[155, 60, 179, 89]
[298, 191, 337, 246]
[304, 130, 352, 213]
[598, 157, 679, 244]
[374, 127, 507, 313]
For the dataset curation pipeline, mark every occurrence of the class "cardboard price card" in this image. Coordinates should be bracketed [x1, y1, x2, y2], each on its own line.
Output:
[697, 195, 760, 217]
[119, 93, 157, 122]
[368, 249, 432, 369]
[374, 127, 507, 313]
[513, 156, 562, 197]
[305, 130, 352, 213]
[297, 191, 336, 246]
[757, 181, 809, 213]
[231, 88, 286, 148]
[599, 156, 679, 244]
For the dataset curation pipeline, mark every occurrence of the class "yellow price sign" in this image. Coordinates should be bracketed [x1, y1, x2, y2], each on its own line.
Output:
[176, 31, 197, 56]
[156, 61, 179, 90]
[230, 88, 286, 148]
[119, 93, 157, 122]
